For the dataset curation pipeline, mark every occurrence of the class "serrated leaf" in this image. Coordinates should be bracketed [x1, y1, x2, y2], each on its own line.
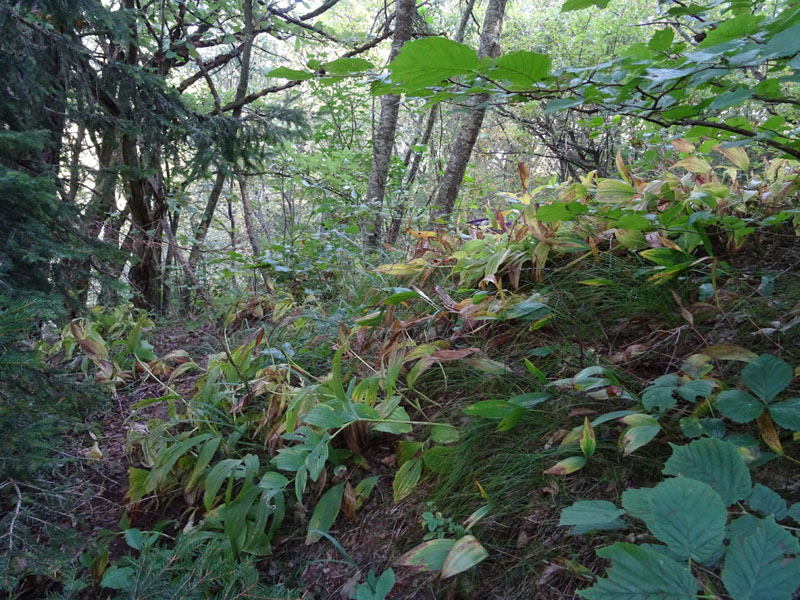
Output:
[677, 380, 714, 402]
[305, 482, 344, 544]
[748, 484, 788, 520]
[742, 354, 793, 404]
[647, 477, 726, 561]
[387, 37, 478, 90]
[768, 397, 800, 431]
[721, 517, 800, 600]
[484, 50, 550, 89]
[662, 438, 751, 505]
[559, 500, 626, 534]
[441, 535, 489, 578]
[621, 487, 654, 523]
[716, 390, 764, 423]
[393, 457, 422, 503]
[579, 543, 697, 600]
[642, 384, 677, 412]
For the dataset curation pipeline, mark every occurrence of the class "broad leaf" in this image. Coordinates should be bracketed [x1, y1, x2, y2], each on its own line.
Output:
[387, 37, 478, 91]
[768, 397, 800, 431]
[579, 543, 697, 599]
[483, 51, 551, 89]
[662, 438, 751, 505]
[562, 0, 611, 11]
[747, 484, 788, 520]
[722, 517, 800, 600]
[559, 500, 626, 534]
[441, 535, 489, 578]
[716, 390, 764, 423]
[646, 477, 726, 562]
[305, 482, 344, 544]
[741, 354, 792, 404]
[392, 457, 422, 503]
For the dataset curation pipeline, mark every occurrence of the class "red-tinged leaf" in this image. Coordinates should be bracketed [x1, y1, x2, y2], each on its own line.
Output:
[518, 162, 530, 192]
[579, 417, 596, 458]
[544, 456, 586, 475]
[670, 138, 695, 153]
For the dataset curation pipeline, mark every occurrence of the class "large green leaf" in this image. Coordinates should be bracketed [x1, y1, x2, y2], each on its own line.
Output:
[305, 482, 344, 544]
[482, 51, 551, 89]
[645, 477, 726, 562]
[662, 438, 751, 506]
[562, 0, 611, 11]
[716, 390, 764, 423]
[741, 354, 792, 404]
[768, 397, 800, 431]
[441, 535, 489, 579]
[721, 517, 800, 600]
[392, 457, 422, 503]
[387, 37, 478, 91]
[579, 543, 697, 599]
[559, 500, 626, 534]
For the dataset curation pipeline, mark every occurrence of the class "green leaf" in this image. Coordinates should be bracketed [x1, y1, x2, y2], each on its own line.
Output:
[596, 179, 636, 203]
[430, 424, 460, 444]
[621, 487, 654, 523]
[716, 390, 764, 423]
[649, 28, 675, 52]
[463, 400, 516, 419]
[579, 543, 697, 599]
[710, 86, 754, 111]
[305, 482, 344, 544]
[203, 458, 241, 510]
[561, 0, 611, 11]
[558, 500, 626, 534]
[124, 528, 144, 551]
[647, 477, 727, 561]
[101, 566, 135, 591]
[268, 66, 314, 81]
[441, 535, 489, 578]
[620, 424, 661, 455]
[483, 51, 550, 89]
[642, 384, 677, 412]
[321, 57, 373, 74]
[395, 538, 456, 571]
[699, 14, 761, 48]
[392, 457, 422, 503]
[662, 438, 752, 506]
[387, 37, 478, 90]
[302, 403, 344, 429]
[768, 397, 800, 431]
[741, 354, 793, 404]
[677, 380, 714, 402]
[747, 484, 788, 520]
[721, 517, 800, 600]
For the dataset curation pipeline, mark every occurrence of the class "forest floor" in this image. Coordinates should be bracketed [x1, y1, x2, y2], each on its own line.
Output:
[18, 228, 800, 600]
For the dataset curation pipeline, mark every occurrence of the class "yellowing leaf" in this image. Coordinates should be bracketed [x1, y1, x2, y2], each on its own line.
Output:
[674, 157, 712, 174]
[703, 344, 757, 362]
[441, 535, 489, 579]
[544, 456, 586, 475]
[757, 412, 783, 454]
[714, 145, 750, 171]
[377, 258, 427, 276]
[671, 138, 696, 153]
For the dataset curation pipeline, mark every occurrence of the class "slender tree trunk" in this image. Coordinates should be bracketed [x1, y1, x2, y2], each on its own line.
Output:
[162, 215, 213, 308]
[365, 0, 416, 247]
[386, 0, 476, 243]
[433, 0, 507, 221]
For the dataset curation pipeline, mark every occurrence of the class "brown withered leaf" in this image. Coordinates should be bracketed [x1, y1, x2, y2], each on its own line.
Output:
[342, 481, 357, 523]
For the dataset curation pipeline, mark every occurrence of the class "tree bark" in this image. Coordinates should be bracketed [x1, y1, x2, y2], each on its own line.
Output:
[433, 0, 507, 221]
[365, 0, 416, 247]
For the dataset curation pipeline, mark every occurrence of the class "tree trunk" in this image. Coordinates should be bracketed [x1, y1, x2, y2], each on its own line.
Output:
[433, 0, 507, 221]
[386, 0, 476, 243]
[365, 0, 416, 247]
